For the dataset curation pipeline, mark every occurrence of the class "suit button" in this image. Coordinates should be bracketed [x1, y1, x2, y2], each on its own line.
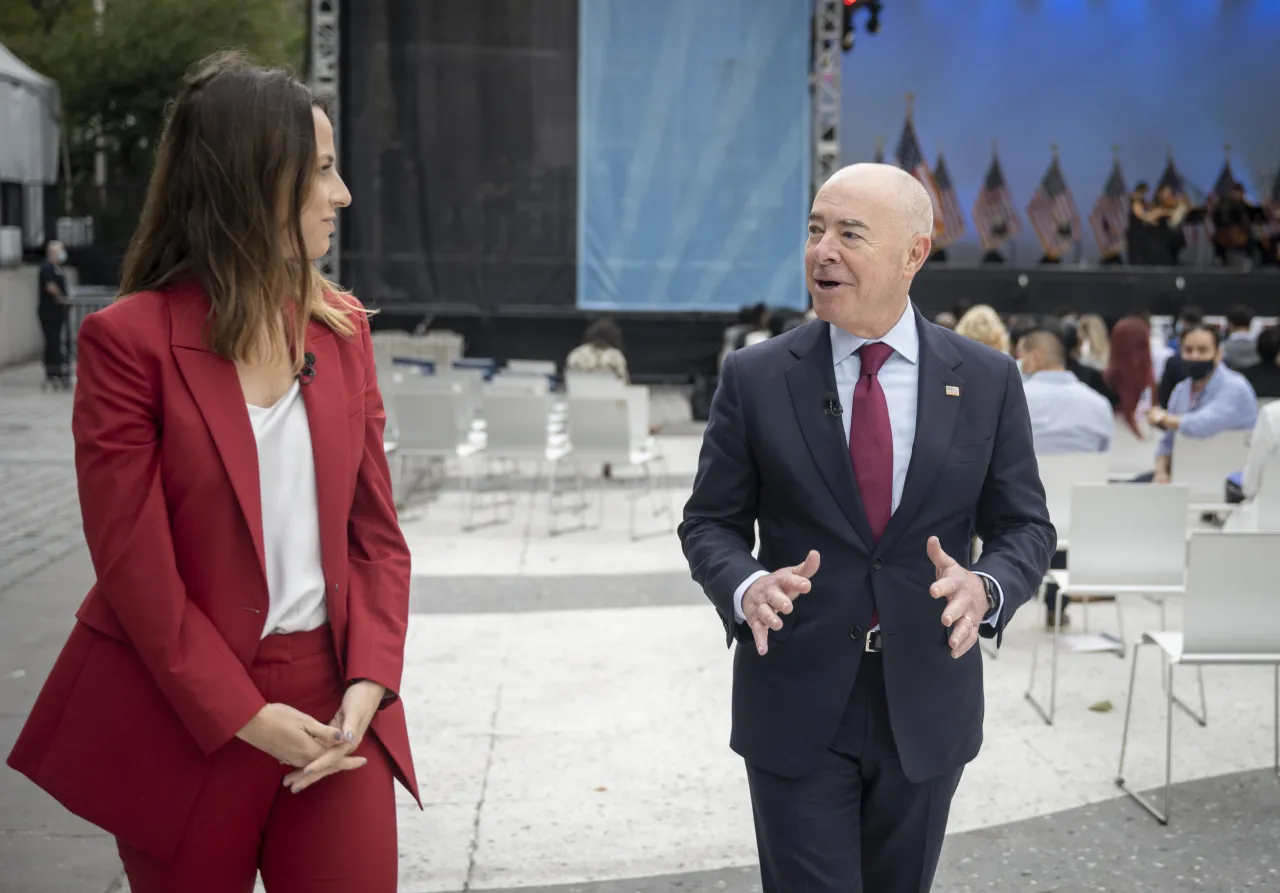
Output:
[850, 625, 864, 640]
[872, 558, 883, 571]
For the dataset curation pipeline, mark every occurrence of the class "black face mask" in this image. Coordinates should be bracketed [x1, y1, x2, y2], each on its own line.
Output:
[1185, 359, 1215, 381]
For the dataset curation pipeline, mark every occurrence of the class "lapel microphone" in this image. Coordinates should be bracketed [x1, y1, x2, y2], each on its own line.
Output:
[299, 351, 317, 385]
[823, 392, 842, 417]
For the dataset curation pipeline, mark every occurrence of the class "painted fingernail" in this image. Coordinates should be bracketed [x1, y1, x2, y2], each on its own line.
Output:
[334, 731, 343, 741]
[291, 785, 302, 794]
[345, 731, 355, 743]
[304, 769, 312, 775]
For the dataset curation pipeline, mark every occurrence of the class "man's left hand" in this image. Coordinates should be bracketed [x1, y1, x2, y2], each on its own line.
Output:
[282, 680, 386, 793]
[926, 536, 986, 659]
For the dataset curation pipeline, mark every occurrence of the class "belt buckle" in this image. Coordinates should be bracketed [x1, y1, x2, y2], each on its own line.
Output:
[865, 629, 883, 653]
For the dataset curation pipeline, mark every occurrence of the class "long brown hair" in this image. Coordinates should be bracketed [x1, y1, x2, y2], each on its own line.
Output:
[1104, 316, 1155, 438]
[119, 51, 359, 371]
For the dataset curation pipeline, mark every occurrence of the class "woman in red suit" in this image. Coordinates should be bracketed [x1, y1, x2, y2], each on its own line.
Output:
[7, 51, 418, 892]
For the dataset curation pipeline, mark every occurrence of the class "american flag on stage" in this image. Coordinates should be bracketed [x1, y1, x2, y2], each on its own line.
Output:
[932, 153, 967, 247]
[1210, 160, 1239, 201]
[972, 153, 1021, 251]
[1027, 153, 1082, 256]
[894, 116, 944, 238]
[1089, 158, 1128, 257]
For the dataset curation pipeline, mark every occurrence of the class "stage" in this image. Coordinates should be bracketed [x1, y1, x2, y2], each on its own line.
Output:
[370, 264, 1280, 384]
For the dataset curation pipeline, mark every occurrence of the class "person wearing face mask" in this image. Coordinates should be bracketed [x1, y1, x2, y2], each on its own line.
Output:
[37, 240, 72, 390]
[1145, 324, 1258, 484]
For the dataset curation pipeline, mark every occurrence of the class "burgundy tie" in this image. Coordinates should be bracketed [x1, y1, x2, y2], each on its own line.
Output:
[849, 341, 894, 627]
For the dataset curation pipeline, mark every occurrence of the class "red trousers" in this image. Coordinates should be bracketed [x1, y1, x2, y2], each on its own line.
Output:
[117, 626, 398, 893]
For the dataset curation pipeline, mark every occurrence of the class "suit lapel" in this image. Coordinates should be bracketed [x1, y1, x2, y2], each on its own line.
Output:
[785, 322, 872, 553]
[297, 320, 346, 591]
[879, 312, 964, 552]
[169, 285, 268, 579]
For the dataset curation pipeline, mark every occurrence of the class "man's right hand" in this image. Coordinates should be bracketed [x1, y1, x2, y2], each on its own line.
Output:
[742, 550, 820, 656]
[236, 703, 348, 768]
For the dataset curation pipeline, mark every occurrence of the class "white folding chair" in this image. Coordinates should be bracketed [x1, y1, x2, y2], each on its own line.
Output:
[1116, 531, 1280, 824]
[1172, 430, 1251, 512]
[480, 388, 582, 535]
[566, 371, 627, 397]
[506, 359, 557, 377]
[388, 381, 490, 526]
[566, 386, 674, 539]
[1026, 483, 1191, 725]
[1037, 452, 1113, 551]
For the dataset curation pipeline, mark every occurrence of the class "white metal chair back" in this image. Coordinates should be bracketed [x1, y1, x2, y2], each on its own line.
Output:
[1172, 430, 1250, 504]
[1067, 483, 1190, 590]
[389, 382, 472, 454]
[1182, 531, 1280, 658]
[506, 359, 557, 377]
[566, 371, 626, 397]
[482, 388, 555, 457]
[567, 387, 650, 460]
[488, 371, 551, 395]
[1036, 452, 1112, 545]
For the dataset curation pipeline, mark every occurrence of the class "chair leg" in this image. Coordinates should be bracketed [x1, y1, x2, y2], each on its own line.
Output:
[1171, 665, 1208, 727]
[1025, 584, 1063, 725]
[1113, 598, 1127, 659]
[1116, 642, 1173, 825]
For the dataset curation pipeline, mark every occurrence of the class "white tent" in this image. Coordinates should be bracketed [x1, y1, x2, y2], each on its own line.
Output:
[0, 41, 60, 184]
[0, 42, 62, 252]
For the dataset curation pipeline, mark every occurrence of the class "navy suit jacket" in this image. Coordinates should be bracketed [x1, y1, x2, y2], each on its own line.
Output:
[679, 310, 1055, 782]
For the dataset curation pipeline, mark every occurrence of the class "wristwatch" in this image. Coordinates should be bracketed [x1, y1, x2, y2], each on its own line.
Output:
[981, 575, 998, 618]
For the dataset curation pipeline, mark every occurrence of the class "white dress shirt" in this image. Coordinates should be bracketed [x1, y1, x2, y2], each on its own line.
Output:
[247, 380, 329, 638]
[733, 303, 1004, 625]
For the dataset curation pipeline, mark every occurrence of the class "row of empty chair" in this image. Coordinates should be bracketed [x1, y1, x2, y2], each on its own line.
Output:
[1024, 434, 1280, 825]
[381, 358, 672, 539]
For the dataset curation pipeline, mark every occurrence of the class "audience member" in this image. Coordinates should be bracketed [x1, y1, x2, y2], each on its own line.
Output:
[1155, 305, 1203, 407]
[1061, 321, 1119, 407]
[567, 318, 628, 381]
[933, 311, 956, 330]
[1074, 314, 1110, 370]
[1021, 329, 1115, 454]
[1222, 304, 1260, 370]
[1243, 326, 1280, 398]
[741, 304, 772, 347]
[1230, 398, 1280, 503]
[1103, 316, 1156, 438]
[1145, 324, 1258, 483]
[954, 304, 1010, 354]
[1021, 327, 1114, 628]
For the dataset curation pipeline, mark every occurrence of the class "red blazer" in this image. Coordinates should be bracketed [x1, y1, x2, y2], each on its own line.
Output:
[7, 280, 420, 861]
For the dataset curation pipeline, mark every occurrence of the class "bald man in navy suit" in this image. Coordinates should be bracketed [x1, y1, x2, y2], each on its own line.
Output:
[680, 164, 1055, 892]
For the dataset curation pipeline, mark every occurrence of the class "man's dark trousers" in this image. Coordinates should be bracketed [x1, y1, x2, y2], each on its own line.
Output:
[745, 653, 963, 893]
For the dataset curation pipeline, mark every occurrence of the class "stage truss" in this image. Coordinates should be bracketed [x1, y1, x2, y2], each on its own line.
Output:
[811, 0, 842, 197]
[310, 0, 340, 280]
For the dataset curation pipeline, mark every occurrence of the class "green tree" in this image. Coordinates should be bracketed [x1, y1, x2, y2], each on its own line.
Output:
[1, 0, 307, 250]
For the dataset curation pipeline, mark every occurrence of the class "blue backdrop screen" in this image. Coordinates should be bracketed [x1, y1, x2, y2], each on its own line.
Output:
[577, 0, 811, 312]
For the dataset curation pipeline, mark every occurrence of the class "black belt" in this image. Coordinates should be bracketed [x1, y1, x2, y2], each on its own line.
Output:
[865, 629, 883, 653]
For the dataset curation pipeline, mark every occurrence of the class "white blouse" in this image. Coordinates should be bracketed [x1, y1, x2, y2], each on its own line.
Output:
[246, 380, 328, 638]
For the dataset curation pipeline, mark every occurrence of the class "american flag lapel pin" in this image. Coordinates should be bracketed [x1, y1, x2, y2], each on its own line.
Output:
[945, 385, 960, 397]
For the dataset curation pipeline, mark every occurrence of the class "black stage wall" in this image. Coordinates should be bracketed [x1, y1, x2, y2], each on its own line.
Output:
[341, 0, 578, 310]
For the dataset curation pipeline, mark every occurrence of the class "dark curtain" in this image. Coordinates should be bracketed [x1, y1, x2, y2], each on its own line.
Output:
[341, 0, 578, 310]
